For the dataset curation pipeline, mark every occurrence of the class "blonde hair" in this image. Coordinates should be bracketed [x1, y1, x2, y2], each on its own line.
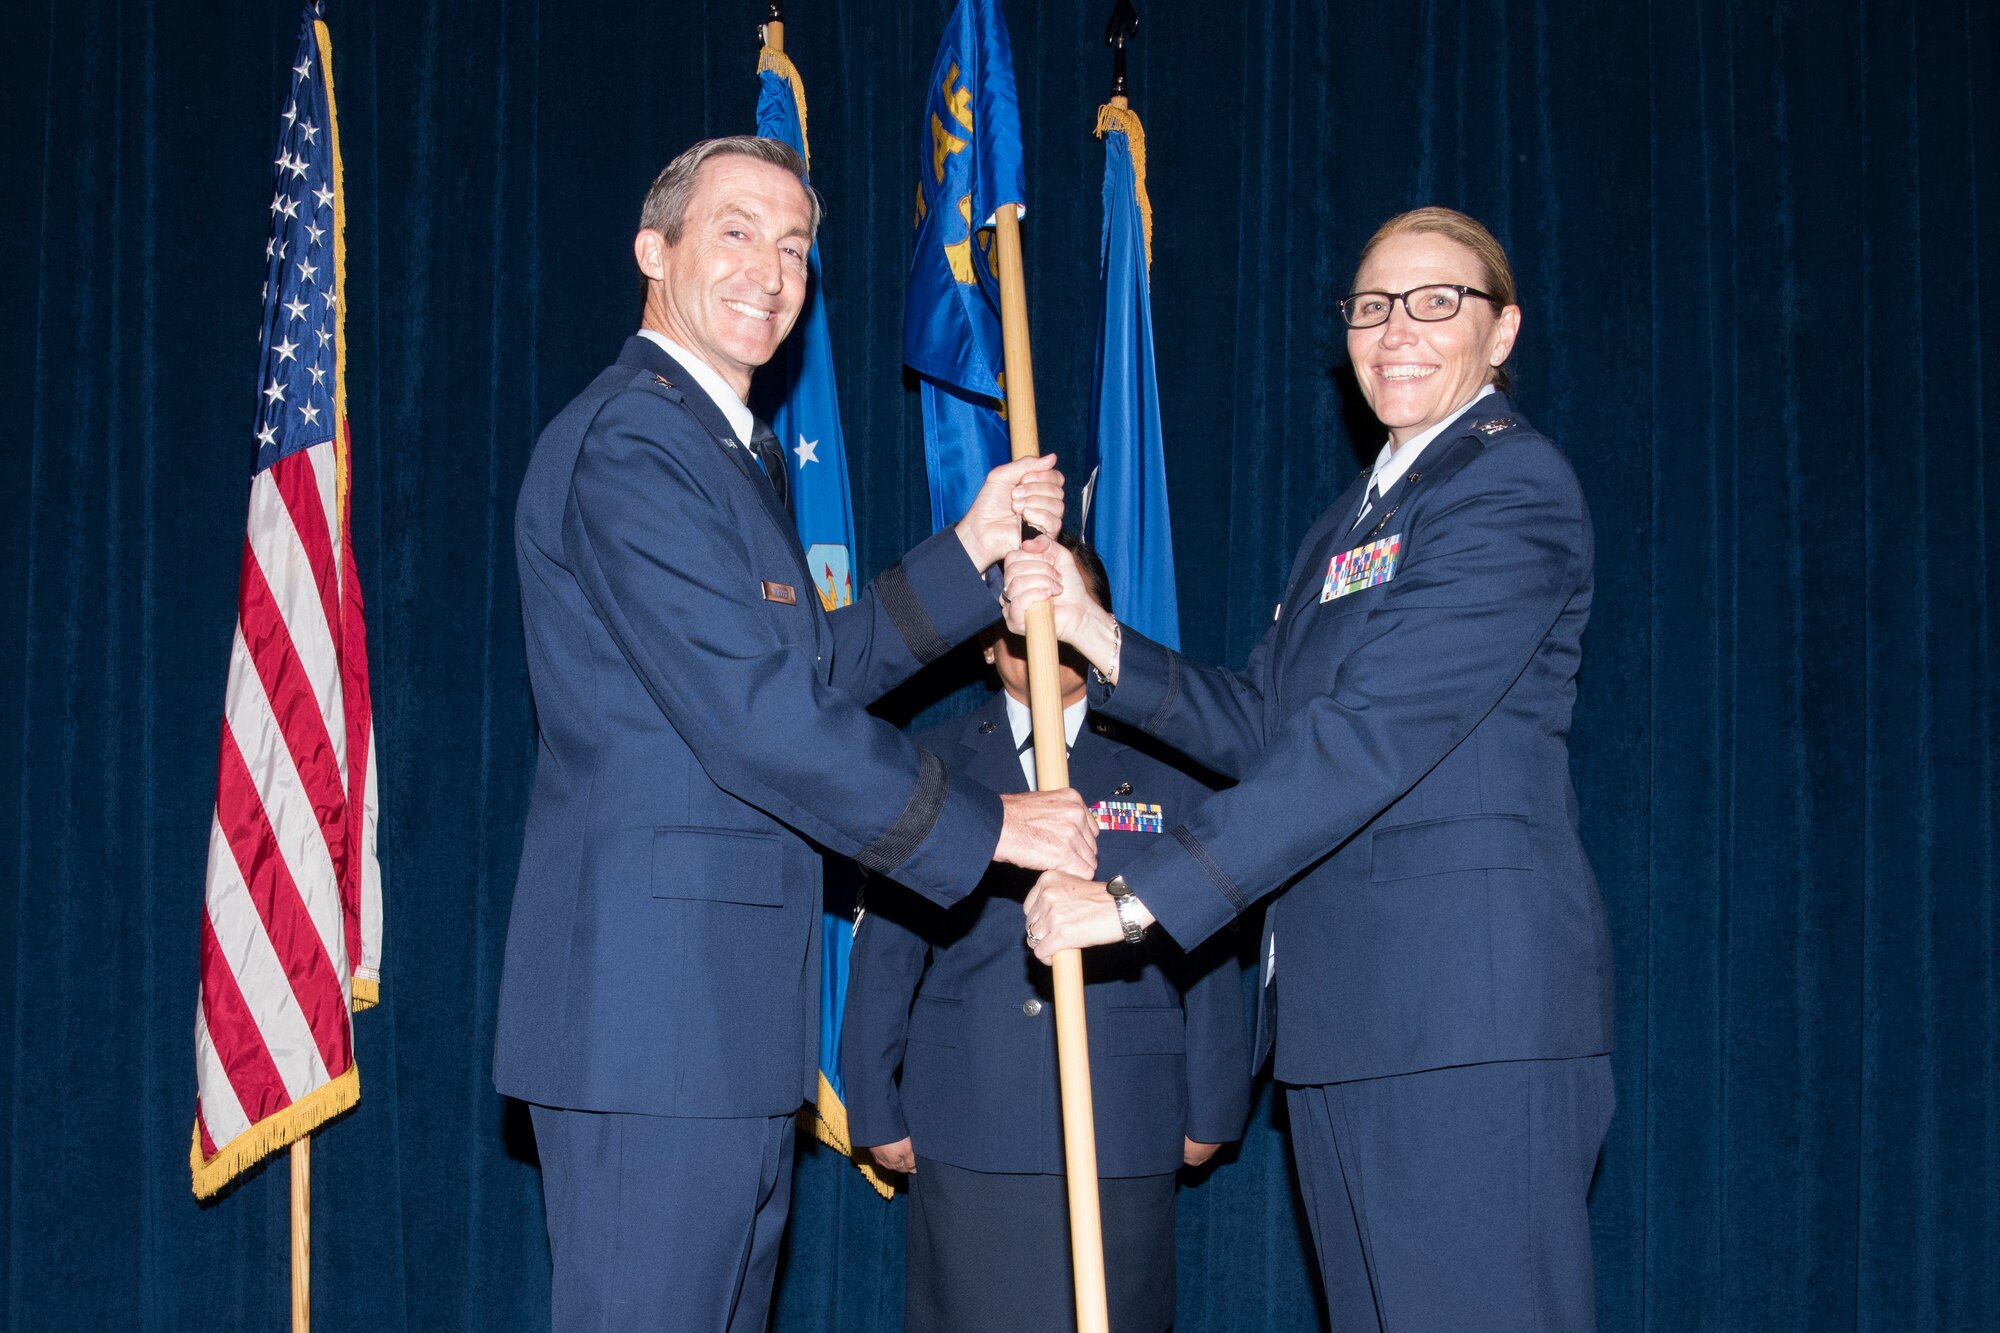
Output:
[1356, 207, 1518, 392]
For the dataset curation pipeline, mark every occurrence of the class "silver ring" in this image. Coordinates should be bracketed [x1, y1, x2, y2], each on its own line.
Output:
[1025, 929, 1041, 947]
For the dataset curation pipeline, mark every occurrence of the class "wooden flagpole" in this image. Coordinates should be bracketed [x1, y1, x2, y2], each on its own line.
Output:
[993, 203, 1112, 1333]
[291, 1137, 310, 1332]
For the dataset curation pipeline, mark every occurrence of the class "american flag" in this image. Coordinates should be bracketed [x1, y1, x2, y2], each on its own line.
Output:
[193, 7, 382, 1199]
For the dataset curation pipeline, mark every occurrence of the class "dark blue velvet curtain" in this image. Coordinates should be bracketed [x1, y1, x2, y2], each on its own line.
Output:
[4, 0, 1995, 1328]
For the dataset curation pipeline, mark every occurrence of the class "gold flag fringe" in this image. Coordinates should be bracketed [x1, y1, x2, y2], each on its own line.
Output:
[1094, 103, 1153, 272]
[318, 19, 351, 536]
[757, 47, 812, 169]
[191, 1063, 359, 1199]
[810, 1070, 895, 1200]
[317, 18, 382, 1015]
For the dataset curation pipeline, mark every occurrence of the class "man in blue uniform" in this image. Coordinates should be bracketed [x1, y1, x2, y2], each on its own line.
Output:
[493, 136, 1095, 1333]
[844, 535, 1250, 1333]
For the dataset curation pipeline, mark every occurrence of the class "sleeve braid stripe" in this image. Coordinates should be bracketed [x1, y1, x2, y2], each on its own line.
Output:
[1143, 648, 1182, 734]
[858, 749, 949, 876]
[875, 560, 953, 665]
[1171, 824, 1248, 913]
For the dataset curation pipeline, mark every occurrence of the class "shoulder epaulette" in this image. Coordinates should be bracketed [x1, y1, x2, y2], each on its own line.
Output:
[630, 368, 686, 403]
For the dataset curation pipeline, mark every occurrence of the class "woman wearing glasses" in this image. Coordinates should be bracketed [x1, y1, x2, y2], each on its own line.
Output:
[1006, 208, 1614, 1332]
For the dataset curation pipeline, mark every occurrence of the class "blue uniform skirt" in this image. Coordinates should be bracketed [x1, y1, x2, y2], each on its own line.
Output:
[905, 1158, 1178, 1332]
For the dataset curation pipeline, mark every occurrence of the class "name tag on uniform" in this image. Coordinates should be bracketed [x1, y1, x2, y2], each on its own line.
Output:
[1092, 800, 1164, 833]
[761, 581, 797, 605]
[1320, 534, 1402, 602]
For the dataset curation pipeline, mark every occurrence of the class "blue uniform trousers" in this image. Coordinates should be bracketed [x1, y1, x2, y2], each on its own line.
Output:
[1287, 1056, 1613, 1332]
[529, 1105, 795, 1333]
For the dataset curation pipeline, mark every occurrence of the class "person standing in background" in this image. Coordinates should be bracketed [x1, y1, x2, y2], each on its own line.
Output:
[845, 532, 1249, 1333]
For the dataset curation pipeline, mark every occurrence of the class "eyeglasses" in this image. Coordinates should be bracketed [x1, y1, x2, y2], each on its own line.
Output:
[1338, 284, 1500, 329]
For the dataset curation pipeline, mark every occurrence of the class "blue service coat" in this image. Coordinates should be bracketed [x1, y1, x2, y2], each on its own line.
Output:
[1092, 395, 1614, 1087]
[843, 695, 1251, 1177]
[494, 337, 1007, 1119]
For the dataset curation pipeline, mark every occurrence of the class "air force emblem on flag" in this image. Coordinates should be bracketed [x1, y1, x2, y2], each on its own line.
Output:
[807, 543, 853, 611]
[1321, 533, 1403, 602]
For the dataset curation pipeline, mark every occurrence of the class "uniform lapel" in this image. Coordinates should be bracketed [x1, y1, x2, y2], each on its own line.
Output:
[1342, 392, 1514, 550]
[622, 338, 823, 612]
[622, 339, 763, 486]
[959, 700, 1029, 797]
[1346, 465, 1414, 550]
[1064, 719, 1126, 806]
[1278, 470, 1371, 623]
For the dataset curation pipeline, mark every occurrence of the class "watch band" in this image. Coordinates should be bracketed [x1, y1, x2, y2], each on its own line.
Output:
[1105, 874, 1147, 945]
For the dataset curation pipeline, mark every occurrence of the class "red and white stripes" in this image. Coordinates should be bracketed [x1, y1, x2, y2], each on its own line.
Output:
[194, 438, 379, 1193]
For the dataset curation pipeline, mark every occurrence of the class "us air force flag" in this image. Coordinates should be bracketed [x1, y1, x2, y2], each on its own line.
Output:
[903, 0, 1026, 532]
[1082, 103, 1181, 649]
[755, 43, 892, 1199]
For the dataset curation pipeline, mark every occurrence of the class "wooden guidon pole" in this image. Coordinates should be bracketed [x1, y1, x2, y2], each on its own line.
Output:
[993, 202, 1112, 1333]
[291, 1137, 311, 1332]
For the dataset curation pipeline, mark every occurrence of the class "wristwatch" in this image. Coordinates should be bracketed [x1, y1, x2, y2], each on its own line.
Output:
[1105, 874, 1148, 945]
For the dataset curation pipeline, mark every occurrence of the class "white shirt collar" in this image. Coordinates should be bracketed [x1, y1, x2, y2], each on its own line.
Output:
[1367, 383, 1497, 496]
[1002, 692, 1088, 788]
[637, 329, 757, 446]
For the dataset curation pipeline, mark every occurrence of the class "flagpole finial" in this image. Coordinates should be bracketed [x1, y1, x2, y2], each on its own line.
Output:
[1104, 0, 1139, 102]
[761, 0, 785, 52]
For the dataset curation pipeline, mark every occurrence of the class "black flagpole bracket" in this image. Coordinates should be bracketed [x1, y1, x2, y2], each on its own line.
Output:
[1104, 0, 1139, 101]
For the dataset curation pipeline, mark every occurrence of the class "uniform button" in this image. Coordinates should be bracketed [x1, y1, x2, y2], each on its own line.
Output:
[1022, 999, 1043, 1017]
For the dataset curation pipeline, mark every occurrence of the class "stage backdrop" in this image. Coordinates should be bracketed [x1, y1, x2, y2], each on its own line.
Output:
[4, 0, 1995, 1328]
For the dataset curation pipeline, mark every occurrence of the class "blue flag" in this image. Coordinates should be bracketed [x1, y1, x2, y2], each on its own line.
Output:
[754, 45, 890, 1198]
[1083, 104, 1181, 649]
[903, 0, 1027, 532]
[756, 52, 858, 615]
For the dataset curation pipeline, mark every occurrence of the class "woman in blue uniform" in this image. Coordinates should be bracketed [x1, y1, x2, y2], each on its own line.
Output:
[1011, 210, 1616, 1332]
[843, 534, 1250, 1333]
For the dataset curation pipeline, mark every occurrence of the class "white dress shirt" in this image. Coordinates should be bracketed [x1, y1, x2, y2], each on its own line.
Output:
[1003, 692, 1088, 790]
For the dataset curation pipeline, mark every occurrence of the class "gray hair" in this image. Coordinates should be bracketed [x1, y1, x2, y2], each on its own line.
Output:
[638, 136, 822, 243]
